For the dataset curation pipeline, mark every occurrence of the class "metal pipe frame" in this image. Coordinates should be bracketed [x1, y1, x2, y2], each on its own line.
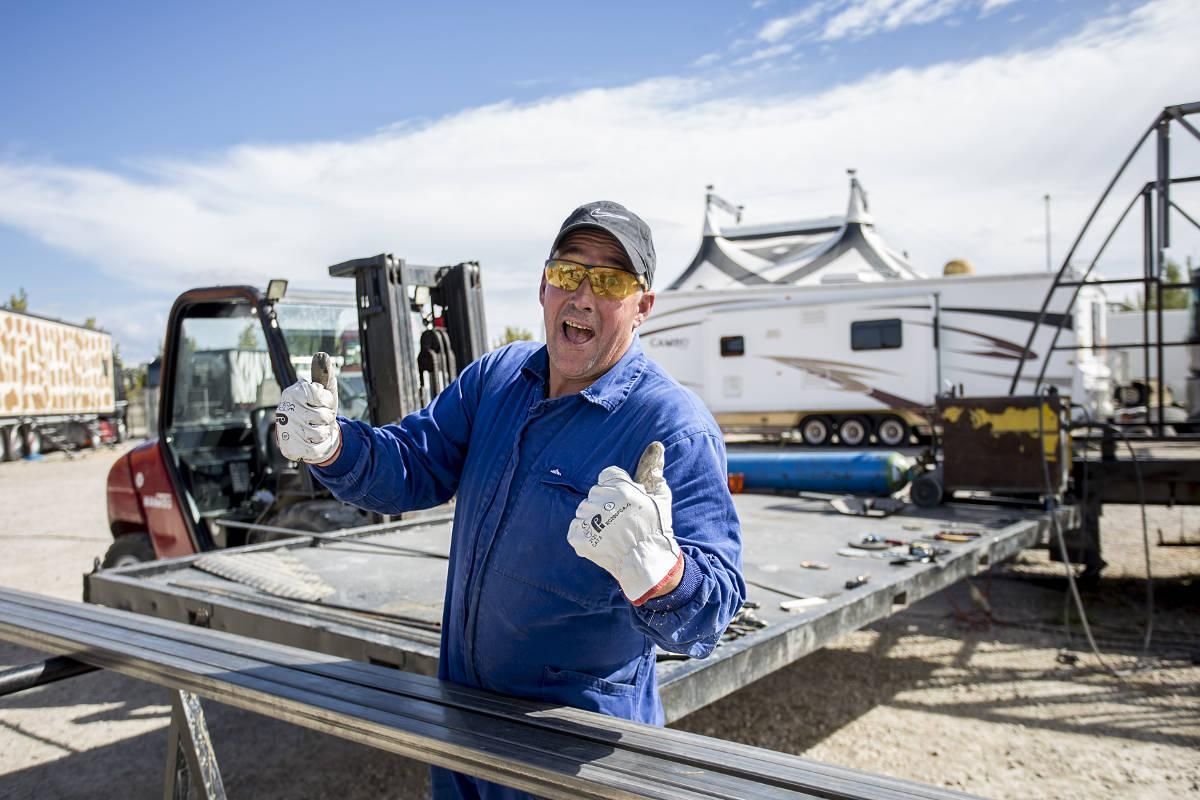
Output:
[1009, 103, 1200, 430]
[0, 588, 978, 800]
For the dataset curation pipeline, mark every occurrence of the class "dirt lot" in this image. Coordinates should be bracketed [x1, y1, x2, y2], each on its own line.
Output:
[1, 443, 1197, 799]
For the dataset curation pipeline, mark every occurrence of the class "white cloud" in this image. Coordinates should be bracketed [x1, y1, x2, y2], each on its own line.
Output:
[756, 0, 1023, 45]
[758, 3, 829, 42]
[821, 0, 967, 41]
[0, 0, 1197, 361]
[692, 52, 722, 68]
[733, 43, 796, 65]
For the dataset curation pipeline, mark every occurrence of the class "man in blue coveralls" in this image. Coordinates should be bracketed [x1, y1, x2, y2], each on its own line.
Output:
[275, 201, 745, 800]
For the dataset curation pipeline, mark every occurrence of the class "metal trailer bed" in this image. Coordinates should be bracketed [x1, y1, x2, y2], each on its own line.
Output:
[85, 492, 1073, 723]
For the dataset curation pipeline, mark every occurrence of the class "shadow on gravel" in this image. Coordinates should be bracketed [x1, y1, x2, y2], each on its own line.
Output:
[0, 643, 432, 799]
[0, 708, 432, 800]
[674, 569, 1200, 753]
[0, 643, 169, 719]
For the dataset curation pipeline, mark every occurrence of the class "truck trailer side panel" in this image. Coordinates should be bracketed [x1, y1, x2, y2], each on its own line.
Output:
[0, 309, 116, 417]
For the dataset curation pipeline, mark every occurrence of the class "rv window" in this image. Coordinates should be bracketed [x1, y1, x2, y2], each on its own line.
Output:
[851, 319, 902, 351]
[720, 336, 745, 357]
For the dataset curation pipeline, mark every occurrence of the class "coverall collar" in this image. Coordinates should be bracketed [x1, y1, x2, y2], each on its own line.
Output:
[521, 335, 647, 413]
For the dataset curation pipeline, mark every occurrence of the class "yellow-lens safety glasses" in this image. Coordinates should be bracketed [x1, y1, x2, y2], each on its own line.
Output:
[544, 259, 646, 300]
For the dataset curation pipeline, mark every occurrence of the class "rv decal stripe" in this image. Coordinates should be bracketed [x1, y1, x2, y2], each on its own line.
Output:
[879, 304, 1073, 330]
[640, 321, 701, 337]
[909, 320, 1038, 360]
[765, 355, 900, 376]
[766, 356, 922, 407]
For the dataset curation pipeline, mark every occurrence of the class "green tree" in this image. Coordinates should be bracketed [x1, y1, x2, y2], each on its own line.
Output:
[3, 287, 28, 312]
[83, 317, 98, 329]
[491, 326, 534, 350]
[1136, 259, 1189, 310]
[238, 323, 261, 350]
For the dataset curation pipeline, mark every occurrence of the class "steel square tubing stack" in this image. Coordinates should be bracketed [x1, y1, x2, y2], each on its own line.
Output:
[0, 589, 976, 800]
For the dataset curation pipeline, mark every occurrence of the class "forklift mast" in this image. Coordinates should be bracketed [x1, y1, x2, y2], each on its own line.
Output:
[328, 255, 487, 426]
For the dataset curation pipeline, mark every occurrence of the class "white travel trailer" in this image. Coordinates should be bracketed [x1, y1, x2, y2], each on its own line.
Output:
[1106, 308, 1188, 402]
[646, 174, 1111, 445]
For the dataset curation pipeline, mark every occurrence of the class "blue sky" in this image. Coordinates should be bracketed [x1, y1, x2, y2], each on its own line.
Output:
[1, 0, 1195, 362]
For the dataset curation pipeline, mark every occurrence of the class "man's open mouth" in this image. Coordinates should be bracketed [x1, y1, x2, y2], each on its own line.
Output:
[562, 319, 595, 345]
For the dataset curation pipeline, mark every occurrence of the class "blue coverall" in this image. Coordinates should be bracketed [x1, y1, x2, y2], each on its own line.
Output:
[314, 337, 745, 800]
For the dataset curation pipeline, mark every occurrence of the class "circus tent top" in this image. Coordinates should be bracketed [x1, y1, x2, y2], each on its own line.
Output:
[667, 170, 925, 291]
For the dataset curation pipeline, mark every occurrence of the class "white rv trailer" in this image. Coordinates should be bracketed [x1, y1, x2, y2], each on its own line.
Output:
[650, 172, 1111, 444]
[1106, 308, 1188, 402]
[641, 272, 1112, 445]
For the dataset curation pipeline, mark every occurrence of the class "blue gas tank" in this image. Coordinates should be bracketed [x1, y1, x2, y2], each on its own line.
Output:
[726, 450, 915, 495]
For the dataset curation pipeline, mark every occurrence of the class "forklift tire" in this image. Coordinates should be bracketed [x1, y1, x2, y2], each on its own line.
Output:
[102, 533, 156, 569]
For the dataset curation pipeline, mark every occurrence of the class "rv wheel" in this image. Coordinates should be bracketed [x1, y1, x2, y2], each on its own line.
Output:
[799, 416, 832, 446]
[0, 426, 20, 462]
[876, 416, 908, 447]
[838, 417, 869, 447]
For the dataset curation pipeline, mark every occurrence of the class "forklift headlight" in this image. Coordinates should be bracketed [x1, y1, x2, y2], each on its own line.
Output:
[266, 279, 288, 302]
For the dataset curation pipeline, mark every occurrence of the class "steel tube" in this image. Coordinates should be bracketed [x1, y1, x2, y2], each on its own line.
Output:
[0, 588, 977, 800]
[0, 655, 97, 696]
[0, 601, 727, 800]
[1031, 189, 1141, 392]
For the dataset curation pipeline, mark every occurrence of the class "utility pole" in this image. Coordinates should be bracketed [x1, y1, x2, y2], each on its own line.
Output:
[1043, 193, 1052, 272]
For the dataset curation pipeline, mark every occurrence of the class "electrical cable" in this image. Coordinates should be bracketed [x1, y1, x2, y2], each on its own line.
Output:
[1070, 403, 1155, 655]
[1038, 389, 1123, 679]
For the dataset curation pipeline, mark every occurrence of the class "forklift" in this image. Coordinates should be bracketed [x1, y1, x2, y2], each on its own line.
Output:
[101, 255, 487, 567]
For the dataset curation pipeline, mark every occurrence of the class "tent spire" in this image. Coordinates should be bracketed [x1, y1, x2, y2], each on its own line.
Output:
[704, 184, 743, 236]
[845, 168, 873, 226]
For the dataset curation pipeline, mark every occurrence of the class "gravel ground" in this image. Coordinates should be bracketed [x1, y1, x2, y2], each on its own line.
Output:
[0, 443, 1197, 799]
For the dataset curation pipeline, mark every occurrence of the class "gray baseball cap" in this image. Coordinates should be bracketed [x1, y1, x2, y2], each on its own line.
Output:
[550, 200, 657, 289]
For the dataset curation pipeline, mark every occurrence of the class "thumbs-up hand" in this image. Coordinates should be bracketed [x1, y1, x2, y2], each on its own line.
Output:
[568, 442, 684, 606]
[275, 352, 341, 465]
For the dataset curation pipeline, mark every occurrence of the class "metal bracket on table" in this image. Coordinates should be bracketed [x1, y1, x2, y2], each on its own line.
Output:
[163, 690, 226, 800]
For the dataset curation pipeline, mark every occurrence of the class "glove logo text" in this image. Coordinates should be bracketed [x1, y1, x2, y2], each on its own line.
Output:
[275, 413, 289, 426]
[586, 502, 633, 546]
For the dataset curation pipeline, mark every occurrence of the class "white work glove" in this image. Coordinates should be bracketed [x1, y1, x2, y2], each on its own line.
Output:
[569, 442, 683, 606]
[275, 353, 340, 464]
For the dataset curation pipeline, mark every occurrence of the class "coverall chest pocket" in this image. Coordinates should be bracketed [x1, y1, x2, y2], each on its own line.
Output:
[488, 472, 621, 611]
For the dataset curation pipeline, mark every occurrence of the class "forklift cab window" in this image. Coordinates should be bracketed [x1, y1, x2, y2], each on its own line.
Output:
[168, 303, 282, 521]
[274, 301, 369, 422]
[171, 315, 280, 426]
